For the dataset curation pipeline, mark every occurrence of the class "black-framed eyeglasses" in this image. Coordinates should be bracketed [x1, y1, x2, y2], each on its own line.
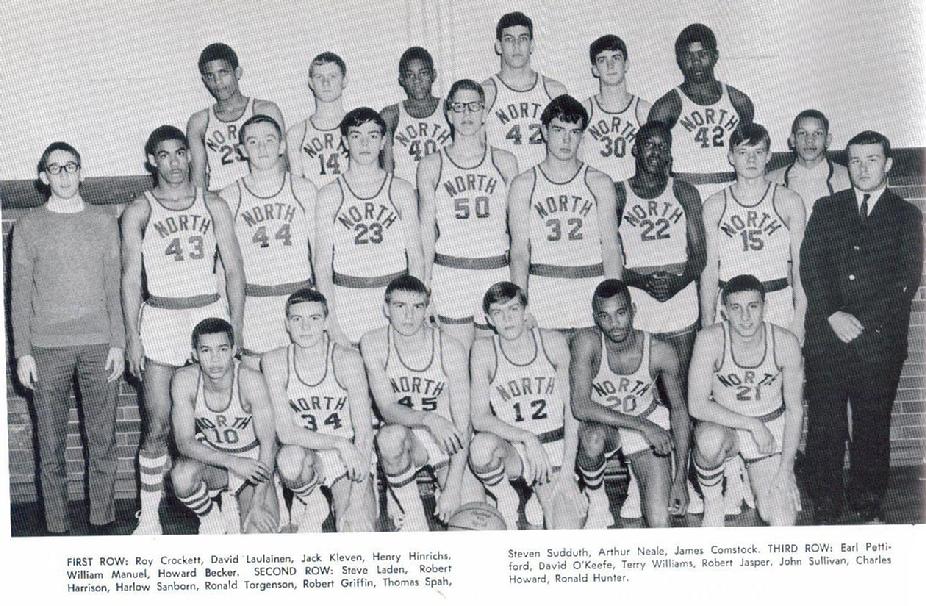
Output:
[449, 102, 485, 113]
[45, 162, 80, 175]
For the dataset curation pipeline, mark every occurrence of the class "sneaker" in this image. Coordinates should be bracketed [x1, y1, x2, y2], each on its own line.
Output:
[525, 492, 544, 527]
[620, 474, 642, 519]
[199, 506, 226, 535]
[687, 482, 704, 515]
[297, 490, 330, 533]
[584, 489, 614, 529]
[131, 510, 162, 536]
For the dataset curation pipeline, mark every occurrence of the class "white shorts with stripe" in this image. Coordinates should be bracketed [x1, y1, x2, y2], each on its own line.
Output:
[513, 427, 565, 471]
[333, 271, 404, 345]
[431, 254, 509, 328]
[615, 404, 671, 459]
[242, 281, 313, 356]
[629, 282, 699, 334]
[734, 406, 786, 463]
[140, 295, 228, 367]
[528, 264, 602, 330]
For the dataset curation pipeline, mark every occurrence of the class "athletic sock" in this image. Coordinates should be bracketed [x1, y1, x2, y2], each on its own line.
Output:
[579, 461, 613, 528]
[695, 460, 726, 527]
[474, 462, 519, 529]
[137, 452, 167, 518]
[385, 465, 428, 531]
[178, 481, 214, 517]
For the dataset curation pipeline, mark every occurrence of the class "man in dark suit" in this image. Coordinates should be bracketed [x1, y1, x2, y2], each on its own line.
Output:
[801, 130, 922, 524]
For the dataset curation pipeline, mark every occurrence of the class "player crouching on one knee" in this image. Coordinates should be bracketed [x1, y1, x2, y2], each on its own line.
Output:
[170, 318, 278, 534]
[361, 276, 484, 532]
[469, 281, 587, 530]
[688, 274, 803, 527]
[262, 288, 376, 533]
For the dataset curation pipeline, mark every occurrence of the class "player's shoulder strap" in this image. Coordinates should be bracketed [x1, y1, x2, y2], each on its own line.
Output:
[769, 322, 782, 371]
[769, 183, 787, 224]
[716, 322, 729, 372]
[537, 327, 556, 368]
[540, 74, 556, 101]
[332, 177, 347, 221]
[330, 336, 350, 391]
[489, 146, 503, 178]
[487, 334, 500, 384]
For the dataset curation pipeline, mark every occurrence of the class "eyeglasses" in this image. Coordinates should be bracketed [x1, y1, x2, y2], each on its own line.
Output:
[449, 102, 485, 113]
[45, 162, 80, 175]
[402, 70, 432, 81]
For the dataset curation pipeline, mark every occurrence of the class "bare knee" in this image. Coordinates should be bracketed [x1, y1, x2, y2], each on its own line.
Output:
[468, 433, 505, 472]
[376, 425, 412, 469]
[276, 445, 311, 486]
[170, 459, 204, 496]
[578, 422, 608, 460]
[694, 423, 731, 467]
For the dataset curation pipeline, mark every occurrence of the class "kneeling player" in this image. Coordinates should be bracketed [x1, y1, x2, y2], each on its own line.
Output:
[170, 318, 278, 534]
[361, 276, 482, 531]
[570, 280, 690, 528]
[469, 282, 586, 529]
[688, 275, 803, 527]
[262, 289, 375, 532]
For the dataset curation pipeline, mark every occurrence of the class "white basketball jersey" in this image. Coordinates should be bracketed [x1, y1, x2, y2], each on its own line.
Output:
[581, 95, 646, 182]
[671, 84, 740, 176]
[434, 147, 509, 259]
[299, 117, 349, 187]
[485, 74, 556, 170]
[713, 322, 783, 418]
[717, 183, 790, 282]
[489, 328, 564, 438]
[204, 97, 255, 191]
[589, 331, 659, 418]
[194, 361, 258, 454]
[331, 174, 407, 278]
[384, 327, 451, 421]
[391, 100, 452, 185]
[229, 173, 312, 287]
[529, 164, 602, 267]
[769, 159, 851, 217]
[286, 339, 353, 439]
[142, 189, 218, 299]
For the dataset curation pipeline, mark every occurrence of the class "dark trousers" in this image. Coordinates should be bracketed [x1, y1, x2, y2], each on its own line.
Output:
[32, 344, 119, 532]
[804, 352, 903, 508]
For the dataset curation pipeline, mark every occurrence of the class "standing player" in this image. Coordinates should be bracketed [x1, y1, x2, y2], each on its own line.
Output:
[649, 24, 755, 200]
[381, 47, 452, 187]
[361, 276, 482, 531]
[767, 109, 851, 217]
[580, 35, 651, 183]
[469, 282, 586, 530]
[570, 280, 690, 528]
[122, 125, 245, 534]
[509, 94, 621, 333]
[314, 107, 423, 346]
[483, 11, 568, 171]
[688, 275, 804, 527]
[219, 114, 316, 367]
[170, 319, 278, 534]
[418, 79, 519, 349]
[262, 289, 375, 532]
[187, 43, 285, 192]
[286, 52, 351, 188]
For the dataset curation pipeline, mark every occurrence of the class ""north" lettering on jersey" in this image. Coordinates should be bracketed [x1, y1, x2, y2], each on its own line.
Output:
[494, 376, 555, 401]
[206, 125, 240, 151]
[153, 214, 212, 238]
[533, 195, 594, 220]
[587, 116, 637, 142]
[591, 377, 651, 398]
[337, 203, 398, 230]
[302, 133, 347, 159]
[442, 174, 498, 197]
[716, 371, 777, 388]
[390, 376, 445, 398]
[289, 395, 347, 412]
[678, 108, 738, 133]
[395, 122, 452, 147]
[495, 102, 543, 125]
[241, 203, 297, 226]
[719, 211, 783, 238]
[622, 200, 684, 227]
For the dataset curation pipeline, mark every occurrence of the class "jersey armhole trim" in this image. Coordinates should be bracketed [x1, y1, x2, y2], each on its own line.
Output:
[333, 179, 346, 221]
[770, 184, 787, 225]
[488, 337, 499, 384]
[583, 163, 593, 193]
[140, 192, 154, 237]
[436, 149, 444, 186]
[290, 174, 306, 214]
[715, 324, 727, 373]
[438, 330, 450, 377]
[490, 147, 503, 180]
[388, 174, 400, 218]
[771, 324, 782, 370]
[485, 77, 498, 113]
[541, 75, 555, 101]
[331, 339, 349, 391]
[233, 181, 244, 218]
[537, 329, 556, 368]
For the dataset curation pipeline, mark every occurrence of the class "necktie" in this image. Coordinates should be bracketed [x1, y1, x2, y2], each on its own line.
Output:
[859, 193, 870, 224]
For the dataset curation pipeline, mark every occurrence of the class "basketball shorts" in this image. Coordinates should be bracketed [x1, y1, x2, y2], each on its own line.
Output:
[223, 445, 261, 496]
[140, 295, 227, 366]
[734, 406, 786, 463]
[715, 285, 793, 329]
[629, 282, 699, 334]
[333, 283, 388, 345]
[617, 404, 671, 459]
[412, 427, 451, 470]
[528, 274, 599, 330]
[313, 448, 349, 488]
[513, 427, 565, 473]
[431, 261, 509, 329]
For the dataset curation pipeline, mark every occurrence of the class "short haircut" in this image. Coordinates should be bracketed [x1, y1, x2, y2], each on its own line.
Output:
[192, 317, 235, 348]
[635, 121, 673, 148]
[721, 274, 765, 304]
[198, 42, 239, 73]
[846, 130, 891, 157]
[39, 141, 81, 173]
[399, 46, 434, 74]
[286, 288, 329, 317]
[674, 23, 717, 55]
[385, 274, 430, 304]
[592, 279, 632, 308]
[729, 122, 771, 151]
[482, 281, 528, 315]
[240, 114, 283, 141]
[445, 79, 485, 111]
[340, 107, 387, 137]
[496, 11, 533, 40]
[589, 34, 628, 64]
[541, 94, 589, 130]
[145, 125, 188, 157]
[790, 109, 830, 135]
[310, 51, 347, 78]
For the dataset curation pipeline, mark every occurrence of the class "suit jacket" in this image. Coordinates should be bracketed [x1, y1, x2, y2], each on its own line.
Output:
[800, 187, 923, 363]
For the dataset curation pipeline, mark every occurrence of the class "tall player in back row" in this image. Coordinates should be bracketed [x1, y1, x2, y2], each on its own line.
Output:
[187, 43, 285, 192]
[509, 94, 621, 333]
[580, 35, 651, 183]
[418, 79, 518, 349]
[483, 11, 568, 171]
[287, 52, 351, 188]
[382, 47, 452, 188]
[649, 24, 754, 200]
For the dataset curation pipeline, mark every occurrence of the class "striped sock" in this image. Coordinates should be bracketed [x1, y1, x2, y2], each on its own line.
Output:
[178, 482, 214, 517]
[695, 460, 725, 503]
[474, 462, 518, 528]
[385, 465, 427, 530]
[578, 461, 606, 491]
[291, 477, 320, 503]
[138, 453, 167, 516]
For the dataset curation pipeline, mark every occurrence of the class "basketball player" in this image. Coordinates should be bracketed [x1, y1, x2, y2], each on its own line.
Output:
[314, 107, 423, 346]
[187, 43, 285, 191]
[262, 289, 375, 532]
[418, 79, 519, 349]
[688, 275, 804, 527]
[122, 125, 245, 534]
[570, 279, 690, 528]
[170, 318, 278, 534]
[580, 35, 651, 183]
[508, 94, 621, 332]
[286, 52, 351, 187]
[649, 24, 754, 200]
[381, 47, 452, 187]
[219, 114, 316, 367]
[767, 109, 851, 217]
[469, 282, 586, 530]
[483, 11, 568, 170]
[361, 276, 482, 531]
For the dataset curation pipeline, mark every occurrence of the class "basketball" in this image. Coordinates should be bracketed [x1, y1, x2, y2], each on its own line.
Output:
[446, 502, 508, 531]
